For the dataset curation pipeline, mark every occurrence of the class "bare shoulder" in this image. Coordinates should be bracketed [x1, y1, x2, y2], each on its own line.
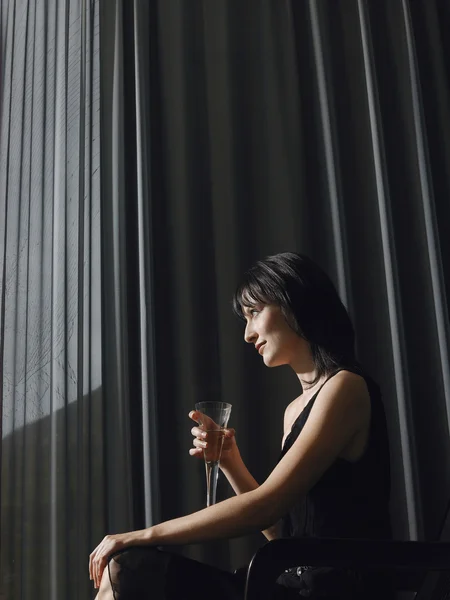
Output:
[312, 369, 370, 423]
[324, 369, 369, 396]
[327, 369, 368, 391]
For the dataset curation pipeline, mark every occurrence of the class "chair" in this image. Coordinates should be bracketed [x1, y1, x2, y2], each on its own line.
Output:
[244, 502, 450, 600]
[244, 536, 450, 599]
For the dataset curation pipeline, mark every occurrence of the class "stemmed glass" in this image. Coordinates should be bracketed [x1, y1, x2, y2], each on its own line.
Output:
[194, 401, 232, 506]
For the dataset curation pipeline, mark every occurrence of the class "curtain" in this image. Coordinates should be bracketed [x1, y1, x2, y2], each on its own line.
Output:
[101, 0, 450, 571]
[0, 1, 108, 599]
[2, 1, 450, 597]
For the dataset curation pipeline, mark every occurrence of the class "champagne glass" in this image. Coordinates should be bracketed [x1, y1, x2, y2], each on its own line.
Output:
[194, 401, 232, 507]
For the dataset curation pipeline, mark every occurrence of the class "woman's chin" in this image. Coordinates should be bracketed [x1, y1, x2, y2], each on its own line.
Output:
[262, 352, 289, 368]
[262, 353, 279, 368]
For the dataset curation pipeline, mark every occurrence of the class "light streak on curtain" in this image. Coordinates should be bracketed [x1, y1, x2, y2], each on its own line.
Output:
[0, 1, 116, 599]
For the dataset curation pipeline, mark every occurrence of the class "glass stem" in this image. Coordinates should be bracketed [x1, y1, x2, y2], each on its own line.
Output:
[205, 461, 220, 507]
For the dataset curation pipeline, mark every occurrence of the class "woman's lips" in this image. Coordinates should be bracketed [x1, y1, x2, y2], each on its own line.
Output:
[258, 343, 266, 354]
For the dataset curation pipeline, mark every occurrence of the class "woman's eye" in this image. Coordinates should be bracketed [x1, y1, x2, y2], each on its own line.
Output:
[251, 309, 259, 316]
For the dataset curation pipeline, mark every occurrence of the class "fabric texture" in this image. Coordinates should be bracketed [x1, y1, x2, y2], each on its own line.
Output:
[0, 1, 103, 598]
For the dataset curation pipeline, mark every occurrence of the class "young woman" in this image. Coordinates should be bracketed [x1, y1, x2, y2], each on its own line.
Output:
[89, 252, 393, 599]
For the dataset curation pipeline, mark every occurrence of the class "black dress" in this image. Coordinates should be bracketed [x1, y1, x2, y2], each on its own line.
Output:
[107, 369, 393, 599]
[276, 369, 394, 598]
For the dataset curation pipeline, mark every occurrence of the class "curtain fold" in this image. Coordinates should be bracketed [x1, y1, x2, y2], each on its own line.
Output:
[99, 0, 163, 534]
[358, 0, 422, 540]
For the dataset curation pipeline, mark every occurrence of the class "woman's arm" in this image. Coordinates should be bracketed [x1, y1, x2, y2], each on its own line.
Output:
[220, 444, 259, 495]
[143, 373, 369, 544]
[90, 372, 369, 585]
[214, 446, 281, 540]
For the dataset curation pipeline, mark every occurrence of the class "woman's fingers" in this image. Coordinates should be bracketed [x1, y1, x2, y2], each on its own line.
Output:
[190, 418, 208, 458]
[193, 437, 207, 448]
[188, 413, 235, 459]
[191, 426, 207, 438]
[89, 534, 127, 589]
[189, 410, 216, 430]
[97, 557, 106, 588]
[189, 410, 201, 423]
[89, 546, 99, 584]
[93, 550, 106, 588]
[190, 433, 206, 458]
[89, 552, 97, 586]
[89, 538, 108, 588]
[189, 447, 203, 456]
[91, 546, 99, 587]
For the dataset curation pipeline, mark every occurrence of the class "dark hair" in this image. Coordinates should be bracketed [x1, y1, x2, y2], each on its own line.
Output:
[232, 252, 359, 384]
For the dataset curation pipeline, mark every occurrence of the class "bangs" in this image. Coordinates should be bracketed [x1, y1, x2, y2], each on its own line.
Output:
[231, 267, 280, 320]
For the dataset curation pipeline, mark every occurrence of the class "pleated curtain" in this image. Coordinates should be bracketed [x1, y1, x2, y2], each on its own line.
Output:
[102, 0, 450, 570]
[0, 2, 109, 599]
[2, 1, 450, 598]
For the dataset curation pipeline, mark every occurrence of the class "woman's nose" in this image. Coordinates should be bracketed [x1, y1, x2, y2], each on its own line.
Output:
[244, 323, 256, 344]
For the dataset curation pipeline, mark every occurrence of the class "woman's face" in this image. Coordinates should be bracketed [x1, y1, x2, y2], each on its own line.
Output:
[243, 303, 306, 368]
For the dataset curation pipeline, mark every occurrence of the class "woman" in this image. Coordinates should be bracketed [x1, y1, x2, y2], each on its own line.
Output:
[89, 252, 393, 599]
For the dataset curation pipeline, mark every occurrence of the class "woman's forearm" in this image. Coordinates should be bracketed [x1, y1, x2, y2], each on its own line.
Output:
[129, 487, 277, 548]
[220, 447, 260, 495]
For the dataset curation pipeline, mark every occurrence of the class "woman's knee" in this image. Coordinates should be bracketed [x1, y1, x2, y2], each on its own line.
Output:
[106, 547, 171, 597]
[112, 546, 167, 572]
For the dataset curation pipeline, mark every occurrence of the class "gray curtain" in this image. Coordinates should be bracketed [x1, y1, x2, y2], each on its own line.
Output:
[100, 0, 450, 571]
[0, 1, 107, 599]
[2, 0, 450, 598]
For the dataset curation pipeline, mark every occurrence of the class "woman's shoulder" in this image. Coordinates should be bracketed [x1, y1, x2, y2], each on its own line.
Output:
[327, 368, 380, 398]
[314, 370, 372, 424]
[325, 369, 369, 393]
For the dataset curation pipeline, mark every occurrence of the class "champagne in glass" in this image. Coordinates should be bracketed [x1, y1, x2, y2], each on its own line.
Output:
[194, 401, 232, 507]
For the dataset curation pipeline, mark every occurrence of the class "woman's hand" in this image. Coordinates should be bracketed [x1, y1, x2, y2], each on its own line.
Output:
[89, 532, 130, 589]
[189, 410, 237, 469]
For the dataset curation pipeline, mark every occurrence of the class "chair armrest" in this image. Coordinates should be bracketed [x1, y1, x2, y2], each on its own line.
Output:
[244, 537, 450, 600]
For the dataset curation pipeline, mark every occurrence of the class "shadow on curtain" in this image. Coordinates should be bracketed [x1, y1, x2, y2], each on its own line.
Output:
[0, 1, 111, 599]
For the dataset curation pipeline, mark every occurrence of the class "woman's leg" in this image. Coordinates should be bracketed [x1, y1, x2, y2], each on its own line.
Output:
[94, 563, 116, 600]
[96, 546, 245, 600]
